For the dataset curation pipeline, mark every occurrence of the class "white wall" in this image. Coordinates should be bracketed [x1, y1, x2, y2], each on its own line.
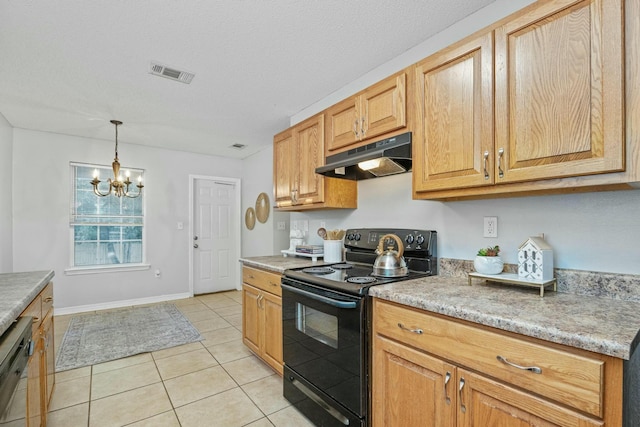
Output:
[241, 144, 290, 257]
[288, 0, 640, 276]
[12, 128, 242, 310]
[292, 173, 640, 275]
[0, 113, 13, 273]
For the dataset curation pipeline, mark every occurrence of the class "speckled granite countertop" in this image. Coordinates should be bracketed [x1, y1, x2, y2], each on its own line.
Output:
[369, 275, 640, 360]
[239, 255, 327, 273]
[0, 270, 55, 337]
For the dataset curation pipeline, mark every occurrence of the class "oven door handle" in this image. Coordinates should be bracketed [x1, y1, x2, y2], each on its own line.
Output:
[281, 283, 358, 309]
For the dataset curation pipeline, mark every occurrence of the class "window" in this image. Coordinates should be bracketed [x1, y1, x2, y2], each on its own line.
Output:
[70, 163, 144, 269]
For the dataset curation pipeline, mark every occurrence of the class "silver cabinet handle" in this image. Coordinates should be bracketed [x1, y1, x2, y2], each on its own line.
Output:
[397, 323, 423, 334]
[459, 377, 466, 413]
[193, 243, 199, 248]
[193, 236, 198, 240]
[360, 117, 367, 138]
[496, 355, 542, 374]
[483, 151, 489, 180]
[444, 371, 452, 405]
[353, 119, 360, 138]
[497, 147, 505, 178]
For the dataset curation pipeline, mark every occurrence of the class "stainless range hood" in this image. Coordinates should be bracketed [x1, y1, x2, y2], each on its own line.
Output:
[315, 132, 412, 180]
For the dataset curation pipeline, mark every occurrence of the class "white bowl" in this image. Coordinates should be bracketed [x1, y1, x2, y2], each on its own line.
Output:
[474, 256, 504, 275]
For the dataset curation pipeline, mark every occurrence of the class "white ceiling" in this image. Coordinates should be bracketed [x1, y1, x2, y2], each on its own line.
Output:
[0, 0, 495, 159]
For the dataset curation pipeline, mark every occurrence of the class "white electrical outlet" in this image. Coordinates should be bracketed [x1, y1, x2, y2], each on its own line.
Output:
[277, 221, 286, 230]
[484, 217, 498, 238]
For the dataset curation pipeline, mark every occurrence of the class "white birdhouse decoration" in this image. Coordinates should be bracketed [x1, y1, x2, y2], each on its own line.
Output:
[518, 236, 554, 281]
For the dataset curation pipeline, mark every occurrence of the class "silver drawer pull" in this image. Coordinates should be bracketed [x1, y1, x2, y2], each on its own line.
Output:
[397, 323, 423, 334]
[496, 355, 542, 374]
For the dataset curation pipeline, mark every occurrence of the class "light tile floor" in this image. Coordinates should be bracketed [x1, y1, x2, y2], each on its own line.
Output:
[50, 291, 315, 427]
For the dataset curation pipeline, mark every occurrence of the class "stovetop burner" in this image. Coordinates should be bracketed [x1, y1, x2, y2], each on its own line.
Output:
[346, 276, 377, 284]
[331, 263, 353, 270]
[302, 267, 335, 275]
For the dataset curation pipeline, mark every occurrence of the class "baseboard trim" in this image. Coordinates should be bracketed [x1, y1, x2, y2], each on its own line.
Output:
[54, 292, 193, 316]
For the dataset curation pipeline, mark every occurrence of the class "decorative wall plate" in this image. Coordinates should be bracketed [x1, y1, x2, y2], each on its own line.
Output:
[255, 192, 270, 223]
[245, 207, 256, 230]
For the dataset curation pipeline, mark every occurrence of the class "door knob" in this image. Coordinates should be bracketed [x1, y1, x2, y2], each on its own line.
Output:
[193, 243, 199, 249]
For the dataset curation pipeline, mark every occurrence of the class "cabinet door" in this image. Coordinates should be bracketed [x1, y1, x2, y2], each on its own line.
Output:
[242, 284, 261, 355]
[326, 97, 359, 152]
[457, 369, 603, 427]
[294, 114, 325, 204]
[372, 335, 456, 427]
[273, 129, 295, 207]
[414, 32, 494, 192]
[495, 0, 624, 183]
[27, 335, 42, 427]
[261, 291, 283, 375]
[361, 72, 406, 141]
[42, 312, 55, 409]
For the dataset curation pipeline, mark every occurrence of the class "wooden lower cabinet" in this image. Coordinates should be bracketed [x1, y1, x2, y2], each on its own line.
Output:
[27, 336, 42, 427]
[372, 299, 622, 427]
[20, 282, 55, 427]
[373, 335, 456, 427]
[241, 266, 283, 375]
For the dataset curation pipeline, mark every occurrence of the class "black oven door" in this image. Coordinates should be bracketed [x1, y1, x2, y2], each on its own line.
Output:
[282, 278, 365, 427]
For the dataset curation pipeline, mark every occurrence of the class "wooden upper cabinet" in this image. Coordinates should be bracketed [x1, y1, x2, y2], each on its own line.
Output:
[413, 31, 494, 192]
[273, 115, 323, 207]
[294, 114, 324, 204]
[273, 114, 357, 210]
[326, 72, 407, 153]
[495, 0, 624, 183]
[273, 129, 294, 207]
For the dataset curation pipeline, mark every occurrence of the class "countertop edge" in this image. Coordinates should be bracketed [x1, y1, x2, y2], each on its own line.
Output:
[0, 270, 55, 336]
[370, 277, 639, 360]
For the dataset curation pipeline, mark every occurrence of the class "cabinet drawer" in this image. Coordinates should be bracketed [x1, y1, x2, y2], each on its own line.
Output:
[242, 266, 281, 297]
[21, 294, 42, 334]
[41, 283, 54, 316]
[374, 299, 604, 417]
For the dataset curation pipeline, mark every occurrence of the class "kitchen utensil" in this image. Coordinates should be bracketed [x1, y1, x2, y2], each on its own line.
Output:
[373, 234, 408, 277]
[317, 228, 327, 240]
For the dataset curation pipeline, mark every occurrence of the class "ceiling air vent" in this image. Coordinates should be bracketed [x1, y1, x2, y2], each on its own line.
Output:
[149, 62, 195, 84]
[231, 143, 246, 150]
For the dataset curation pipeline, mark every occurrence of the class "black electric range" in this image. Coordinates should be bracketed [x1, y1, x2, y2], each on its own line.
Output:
[283, 228, 437, 296]
[281, 228, 437, 427]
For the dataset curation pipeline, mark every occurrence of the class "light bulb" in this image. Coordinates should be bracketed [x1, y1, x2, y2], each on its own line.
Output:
[125, 170, 130, 178]
[93, 169, 99, 179]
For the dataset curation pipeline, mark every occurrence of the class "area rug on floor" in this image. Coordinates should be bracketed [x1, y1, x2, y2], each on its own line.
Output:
[56, 303, 202, 372]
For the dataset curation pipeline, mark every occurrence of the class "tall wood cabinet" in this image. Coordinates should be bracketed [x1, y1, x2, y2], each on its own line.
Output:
[241, 266, 283, 375]
[20, 282, 55, 427]
[273, 113, 357, 211]
[372, 299, 623, 427]
[325, 71, 408, 154]
[413, 0, 628, 200]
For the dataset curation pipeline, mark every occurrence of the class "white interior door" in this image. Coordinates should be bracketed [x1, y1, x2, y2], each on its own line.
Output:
[193, 178, 238, 294]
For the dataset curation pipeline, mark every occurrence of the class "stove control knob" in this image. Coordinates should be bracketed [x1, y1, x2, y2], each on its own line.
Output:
[416, 234, 425, 245]
[355, 233, 361, 241]
[405, 235, 415, 244]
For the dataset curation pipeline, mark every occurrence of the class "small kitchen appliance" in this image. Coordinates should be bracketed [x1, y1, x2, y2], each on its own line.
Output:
[282, 228, 437, 427]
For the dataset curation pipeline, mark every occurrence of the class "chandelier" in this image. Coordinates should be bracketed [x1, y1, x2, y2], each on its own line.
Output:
[91, 120, 144, 198]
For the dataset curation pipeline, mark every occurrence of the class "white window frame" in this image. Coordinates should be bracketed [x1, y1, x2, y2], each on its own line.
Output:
[65, 161, 149, 275]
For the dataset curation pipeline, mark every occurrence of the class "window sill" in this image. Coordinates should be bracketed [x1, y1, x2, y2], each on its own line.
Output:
[64, 263, 151, 276]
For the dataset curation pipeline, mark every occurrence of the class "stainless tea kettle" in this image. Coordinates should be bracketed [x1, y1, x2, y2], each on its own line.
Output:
[373, 234, 408, 277]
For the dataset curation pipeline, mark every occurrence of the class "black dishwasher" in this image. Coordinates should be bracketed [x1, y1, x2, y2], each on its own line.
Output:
[0, 317, 33, 425]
